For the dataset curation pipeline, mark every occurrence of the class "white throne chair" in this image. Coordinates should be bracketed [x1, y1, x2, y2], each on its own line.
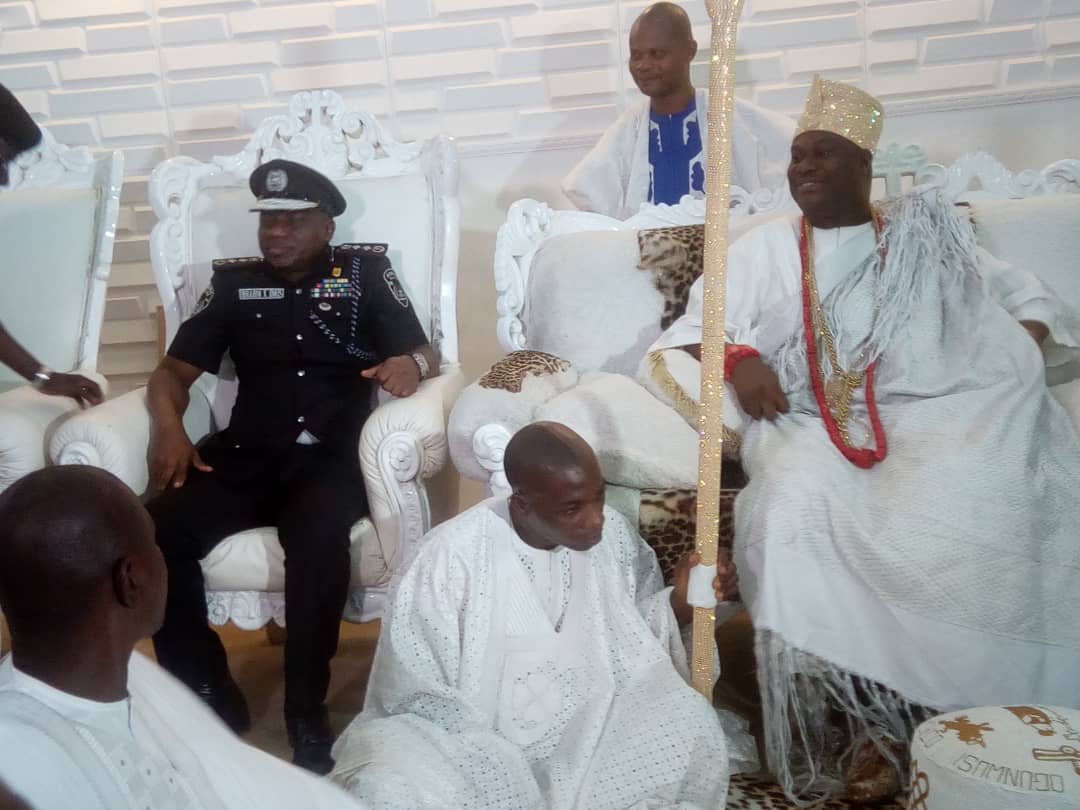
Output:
[52, 90, 465, 625]
[0, 130, 122, 493]
[449, 145, 1080, 581]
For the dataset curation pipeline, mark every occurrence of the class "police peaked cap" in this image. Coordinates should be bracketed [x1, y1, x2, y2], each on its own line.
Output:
[249, 159, 347, 217]
[0, 84, 42, 154]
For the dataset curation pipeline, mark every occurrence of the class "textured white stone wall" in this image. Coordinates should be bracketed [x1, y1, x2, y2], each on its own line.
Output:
[1, 0, 1078, 390]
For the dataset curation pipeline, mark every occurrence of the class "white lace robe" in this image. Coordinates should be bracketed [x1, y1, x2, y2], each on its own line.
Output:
[640, 194, 1080, 801]
[561, 90, 795, 219]
[331, 498, 754, 810]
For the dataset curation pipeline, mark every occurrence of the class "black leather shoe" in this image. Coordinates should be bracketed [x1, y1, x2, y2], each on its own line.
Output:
[193, 676, 251, 735]
[287, 706, 335, 775]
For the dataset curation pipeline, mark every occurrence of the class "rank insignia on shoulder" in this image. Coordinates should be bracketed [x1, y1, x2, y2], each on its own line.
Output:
[212, 256, 262, 272]
[383, 267, 410, 308]
[336, 242, 389, 255]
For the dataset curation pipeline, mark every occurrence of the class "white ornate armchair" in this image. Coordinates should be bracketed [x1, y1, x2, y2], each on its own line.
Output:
[0, 130, 121, 493]
[449, 146, 1080, 580]
[51, 90, 465, 625]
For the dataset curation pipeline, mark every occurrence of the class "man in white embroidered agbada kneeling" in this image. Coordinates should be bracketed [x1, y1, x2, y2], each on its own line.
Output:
[0, 466, 366, 810]
[331, 422, 756, 809]
[642, 76, 1080, 804]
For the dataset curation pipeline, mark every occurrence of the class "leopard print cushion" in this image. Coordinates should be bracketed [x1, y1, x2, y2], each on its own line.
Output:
[639, 487, 736, 584]
[478, 350, 570, 393]
[727, 774, 904, 809]
[637, 224, 705, 330]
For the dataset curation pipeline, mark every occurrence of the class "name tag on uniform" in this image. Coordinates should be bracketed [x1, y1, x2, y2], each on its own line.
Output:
[239, 287, 285, 300]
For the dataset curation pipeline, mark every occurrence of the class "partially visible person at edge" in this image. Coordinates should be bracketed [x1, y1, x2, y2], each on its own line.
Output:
[641, 75, 1080, 805]
[561, 1, 795, 219]
[0, 83, 103, 406]
[144, 158, 438, 774]
[0, 466, 368, 810]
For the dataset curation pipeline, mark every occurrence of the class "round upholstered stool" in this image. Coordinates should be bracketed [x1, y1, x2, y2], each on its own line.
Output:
[908, 705, 1080, 809]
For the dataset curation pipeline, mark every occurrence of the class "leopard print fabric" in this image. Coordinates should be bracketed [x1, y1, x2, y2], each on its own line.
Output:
[477, 350, 570, 393]
[727, 774, 904, 809]
[637, 224, 705, 330]
[638, 487, 736, 584]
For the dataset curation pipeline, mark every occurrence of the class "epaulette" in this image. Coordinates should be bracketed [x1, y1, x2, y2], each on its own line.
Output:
[212, 256, 262, 271]
[334, 242, 389, 257]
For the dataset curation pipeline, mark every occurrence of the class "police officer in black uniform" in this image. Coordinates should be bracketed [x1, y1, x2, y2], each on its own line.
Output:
[145, 159, 437, 774]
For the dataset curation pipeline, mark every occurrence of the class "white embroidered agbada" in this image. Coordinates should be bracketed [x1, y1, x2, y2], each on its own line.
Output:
[331, 497, 756, 810]
[561, 89, 795, 219]
[642, 190, 1080, 802]
[0, 652, 363, 810]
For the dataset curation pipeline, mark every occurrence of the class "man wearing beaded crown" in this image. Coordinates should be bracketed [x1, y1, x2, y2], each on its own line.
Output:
[641, 75, 1080, 804]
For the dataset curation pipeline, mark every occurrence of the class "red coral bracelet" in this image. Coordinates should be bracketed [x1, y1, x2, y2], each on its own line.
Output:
[724, 344, 760, 381]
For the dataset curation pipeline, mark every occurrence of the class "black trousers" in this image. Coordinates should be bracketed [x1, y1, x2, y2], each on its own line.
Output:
[147, 437, 369, 716]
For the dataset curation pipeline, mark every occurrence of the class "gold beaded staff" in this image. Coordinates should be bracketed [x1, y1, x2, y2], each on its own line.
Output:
[691, 0, 745, 698]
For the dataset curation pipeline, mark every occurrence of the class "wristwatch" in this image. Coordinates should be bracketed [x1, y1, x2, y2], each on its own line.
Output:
[31, 365, 52, 390]
[410, 351, 430, 381]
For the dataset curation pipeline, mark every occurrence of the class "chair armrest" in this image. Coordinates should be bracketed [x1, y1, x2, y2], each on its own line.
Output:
[0, 373, 109, 492]
[359, 366, 466, 565]
[49, 386, 213, 494]
[447, 350, 579, 490]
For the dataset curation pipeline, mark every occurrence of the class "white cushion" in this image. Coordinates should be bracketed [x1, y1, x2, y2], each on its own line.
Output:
[535, 371, 699, 489]
[0, 186, 97, 388]
[200, 517, 383, 591]
[909, 705, 1080, 809]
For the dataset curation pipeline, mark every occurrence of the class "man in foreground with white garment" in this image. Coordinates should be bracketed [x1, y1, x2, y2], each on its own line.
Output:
[642, 75, 1080, 804]
[0, 466, 366, 810]
[331, 421, 757, 809]
[561, 2, 794, 219]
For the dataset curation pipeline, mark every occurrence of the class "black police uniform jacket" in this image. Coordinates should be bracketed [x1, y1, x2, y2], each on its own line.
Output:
[168, 243, 428, 464]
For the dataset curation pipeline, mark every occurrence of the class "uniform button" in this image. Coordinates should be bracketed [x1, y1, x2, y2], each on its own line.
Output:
[295, 289, 302, 295]
[255, 313, 262, 319]
[234, 443, 241, 449]
[296, 333, 303, 341]
[297, 416, 306, 424]
[297, 370, 306, 377]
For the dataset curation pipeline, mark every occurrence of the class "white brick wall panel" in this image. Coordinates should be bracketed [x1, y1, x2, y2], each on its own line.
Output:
[119, 177, 149, 206]
[171, 104, 243, 133]
[749, 0, 860, 14]
[441, 109, 515, 138]
[785, 42, 863, 75]
[35, 0, 148, 22]
[868, 39, 919, 66]
[104, 296, 148, 322]
[58, 51, 160, 83]
[435, 0, 538, 13]
[101, 319, 157, 346]
[870, 60, 999, 97]
[336, 0, 382, 28]
[444, 77, 546, 110]
[1047, 18, 1080, 48]
[1006, 57, 1049, 85]
[509, 7, 616, 39]
[1053, 52, 1080, 79]
[0, 3, 35, 30]
[0, 62, 57, 90]
[730, 53, 786, 85]
[738, 13, 860, 52]
[546, 68, 617, 99]
[111, 237, 152, 265]
[99, 110, 169, 139]
[108, 261, 154, 288]
[0, 27, 85, 56]
[280, 33, 382, 66]
[168, 75, 268, 105]
[390, 21, 504, 55]
[270, 61, 386, 93]
[85, 22, 154, 51]
[867, 0, 983, 34]
[1050, 0, 1080, 16]
[176, 136, 252, 161]
[49, 84, 162, 117]
[157, 0, 254, 10]
[754, 83, 820, 115]
[229, 4, 334, 36]
[391, 49, 495, 81]
[163, 41, 278, 74]
[239, 101, 289, 130]
[498, 40, 613, 75]
[46, 118, 99, 144]
[989, 0, 1048, 23]
[160, 16, 229, 46]
[925, 26, 1039, 63]
[393, 86, 442, 112]
[516, 102, 618, 135]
